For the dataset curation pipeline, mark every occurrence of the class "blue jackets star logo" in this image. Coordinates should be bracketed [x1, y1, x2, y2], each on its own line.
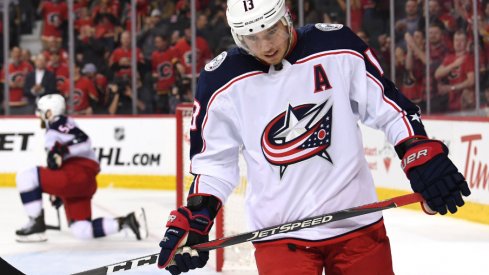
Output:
[261, 99, 333, 178]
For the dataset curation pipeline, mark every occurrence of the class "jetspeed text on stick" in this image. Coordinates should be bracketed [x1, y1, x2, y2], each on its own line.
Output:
[247, 215, 333, 241]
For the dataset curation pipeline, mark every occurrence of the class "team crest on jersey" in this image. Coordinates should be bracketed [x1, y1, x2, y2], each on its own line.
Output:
[48, 12, 61, 25]
[261, 99, 334, 178]
[315, 23, 343, 32]
[205, 51, 227, 72]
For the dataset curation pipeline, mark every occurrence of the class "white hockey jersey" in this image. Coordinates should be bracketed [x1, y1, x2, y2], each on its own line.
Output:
[45, 115, 99, 164]
[189, 24, 427, 244]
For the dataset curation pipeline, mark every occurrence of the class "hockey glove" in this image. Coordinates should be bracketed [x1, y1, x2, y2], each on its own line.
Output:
[49, 195, 63, 209]
[158, 194, 221, 275]
[47, 142, 68, 169]
[396, 138, 471, 215]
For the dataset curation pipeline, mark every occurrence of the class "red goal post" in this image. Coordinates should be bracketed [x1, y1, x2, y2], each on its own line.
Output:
[175, 103, 256, 272]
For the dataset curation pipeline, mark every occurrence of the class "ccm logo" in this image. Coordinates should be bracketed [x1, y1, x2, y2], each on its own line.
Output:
[401, 149, 428, 169]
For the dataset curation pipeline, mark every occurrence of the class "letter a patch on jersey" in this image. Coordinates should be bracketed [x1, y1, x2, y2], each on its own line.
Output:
[313, 64, 332, 93]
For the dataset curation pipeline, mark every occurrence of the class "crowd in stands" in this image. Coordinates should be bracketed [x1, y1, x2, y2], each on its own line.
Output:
[389, 0, 489, 114]
[0, 0, 227, 115]
[0, 0, 489, 115]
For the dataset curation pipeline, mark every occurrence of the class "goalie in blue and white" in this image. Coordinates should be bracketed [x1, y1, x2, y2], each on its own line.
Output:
[157, 0, 470, 274]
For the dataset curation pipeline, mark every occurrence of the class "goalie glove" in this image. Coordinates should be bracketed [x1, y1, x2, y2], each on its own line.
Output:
[396, 138, 471, 215]
[47, 142, 68, 170]
[158, 194, 222, 275]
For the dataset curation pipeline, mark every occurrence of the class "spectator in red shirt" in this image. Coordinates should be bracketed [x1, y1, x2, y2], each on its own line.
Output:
[74, 6, 93, 34]
[81, 63, 121, 115]
[404, 30, 427, 107]
[121, 0, 150, 33]
[21, 49, 35, 68]
[427, 22, 450, 112]
[92, 0, 120, 50]
[109, 31, 145, 90]
[0, 47, 34, 114]
[43, 36, 68, 65]
[38, 0, 68, 48]
[59, 64, 99, 115]
[429, 0, 456, 34]
[173, 25, 213, 77]
[76, 25, 108, 74]
[82, 64, 108, 96]
[46, 51, 70, 93]
[74, 0, 90, 19]
[435, 30, 475, 112]
[151, 34, 184, 113]
[92, 0, 119, 20]
[175, 0, 191, 16]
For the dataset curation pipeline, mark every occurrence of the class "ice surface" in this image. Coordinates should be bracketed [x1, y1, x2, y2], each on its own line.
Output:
[1, 187, 488, 275]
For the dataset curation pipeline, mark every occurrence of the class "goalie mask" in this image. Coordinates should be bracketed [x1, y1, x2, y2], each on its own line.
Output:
[36, 94, 66, 127]
[226, 0, 293, 63]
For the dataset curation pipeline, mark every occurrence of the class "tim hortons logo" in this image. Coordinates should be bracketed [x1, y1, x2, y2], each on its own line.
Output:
[383, 157, 391, 172]
[462, 134, 489, 190]
[379, 142, 396, 173]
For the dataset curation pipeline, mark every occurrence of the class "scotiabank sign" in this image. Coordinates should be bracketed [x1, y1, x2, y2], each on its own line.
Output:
[0, 132, 35, 151]
[361, 117, 489, 204]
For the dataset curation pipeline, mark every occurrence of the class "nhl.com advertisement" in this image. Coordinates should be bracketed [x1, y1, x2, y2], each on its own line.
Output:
[0, 116, 176, 186]
[0, 115, 488, 223]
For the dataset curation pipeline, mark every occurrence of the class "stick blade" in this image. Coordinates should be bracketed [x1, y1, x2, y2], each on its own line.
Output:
[71, 267, 108, 275]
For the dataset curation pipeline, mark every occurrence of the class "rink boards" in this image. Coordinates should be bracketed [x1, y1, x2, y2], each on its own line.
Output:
[0, 115, 488, 224]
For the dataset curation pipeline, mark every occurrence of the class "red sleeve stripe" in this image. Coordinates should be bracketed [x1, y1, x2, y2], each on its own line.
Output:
[296, 49, 363, 64]
[366, 72, 414, 136]
[364, 48, 384, 76]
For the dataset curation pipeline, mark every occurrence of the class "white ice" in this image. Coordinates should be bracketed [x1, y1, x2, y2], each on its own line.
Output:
[1, 187, 488, 275]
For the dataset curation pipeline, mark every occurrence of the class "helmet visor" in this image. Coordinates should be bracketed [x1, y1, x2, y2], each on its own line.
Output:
[238, 21, 290, 56]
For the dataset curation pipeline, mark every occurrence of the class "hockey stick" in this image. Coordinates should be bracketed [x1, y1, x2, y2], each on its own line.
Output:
[46, 206, 61, 231]
[72, 192, 423, 275]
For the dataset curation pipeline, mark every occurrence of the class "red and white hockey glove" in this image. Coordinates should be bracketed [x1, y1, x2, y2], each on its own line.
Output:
[396, 138, 471, 215]
[47, 142, 69, 169]
[158, 194, 221, 275]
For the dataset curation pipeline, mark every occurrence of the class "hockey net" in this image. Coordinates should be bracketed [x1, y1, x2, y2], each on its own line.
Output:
[175, 103, 256, 272]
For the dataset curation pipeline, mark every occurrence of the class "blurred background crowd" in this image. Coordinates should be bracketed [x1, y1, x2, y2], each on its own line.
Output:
[0, 0, 488, 116]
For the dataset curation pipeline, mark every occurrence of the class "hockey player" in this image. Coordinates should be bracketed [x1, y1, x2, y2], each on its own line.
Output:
[157, 0, 471, 274]
[15, 94, 147, 242]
